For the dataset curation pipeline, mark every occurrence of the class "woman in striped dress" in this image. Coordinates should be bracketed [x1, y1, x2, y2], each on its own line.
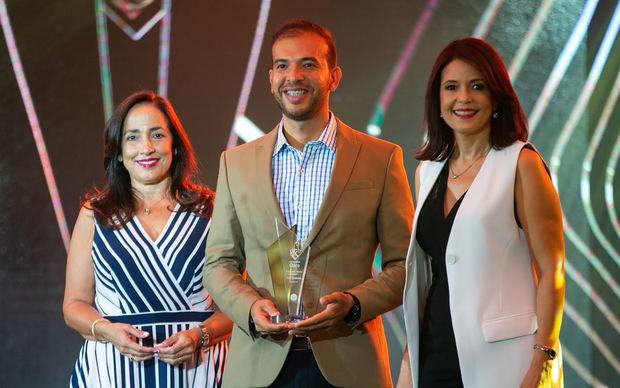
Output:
[63, 91, 231, 388]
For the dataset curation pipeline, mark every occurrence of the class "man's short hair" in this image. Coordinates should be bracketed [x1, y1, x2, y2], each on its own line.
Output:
[271, 19, 338, 69]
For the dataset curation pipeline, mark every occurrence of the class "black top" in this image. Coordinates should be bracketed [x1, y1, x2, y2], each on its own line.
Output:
[416, 162, 465, 387]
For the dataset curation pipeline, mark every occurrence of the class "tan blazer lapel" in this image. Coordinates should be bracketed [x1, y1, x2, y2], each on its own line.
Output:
[255, 126, 287, 227]
[305, 120, 360, 249]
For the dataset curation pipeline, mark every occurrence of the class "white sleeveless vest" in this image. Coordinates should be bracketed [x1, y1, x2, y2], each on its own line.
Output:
[403, 141, 562, 387]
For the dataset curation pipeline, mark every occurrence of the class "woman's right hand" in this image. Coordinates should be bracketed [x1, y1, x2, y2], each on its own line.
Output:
[96, 321, 156, 362]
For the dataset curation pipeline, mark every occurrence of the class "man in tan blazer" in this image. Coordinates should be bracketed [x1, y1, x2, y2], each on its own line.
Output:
[203, 19, 413, 387]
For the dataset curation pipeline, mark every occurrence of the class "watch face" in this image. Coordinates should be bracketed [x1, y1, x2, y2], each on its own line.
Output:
[547, 348, 556, 360]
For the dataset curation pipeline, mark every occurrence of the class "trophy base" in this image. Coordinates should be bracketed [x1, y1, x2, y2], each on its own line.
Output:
[271, 314, 308, 324]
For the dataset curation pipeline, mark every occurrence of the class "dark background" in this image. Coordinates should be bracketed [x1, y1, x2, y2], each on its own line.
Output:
[1, 0, 618, 386]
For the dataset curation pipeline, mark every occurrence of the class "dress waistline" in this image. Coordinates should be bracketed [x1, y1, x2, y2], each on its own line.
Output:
[105, 311, 212, 325]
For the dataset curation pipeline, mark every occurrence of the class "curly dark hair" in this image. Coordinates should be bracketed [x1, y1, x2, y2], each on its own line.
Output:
[84, 90, 213, 228]
[417, 38, 528, 161]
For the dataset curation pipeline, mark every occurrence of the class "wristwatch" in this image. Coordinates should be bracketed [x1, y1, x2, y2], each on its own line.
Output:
[343, 292, 361, 326]
[533, 344, 556, 360]
[197, 324, 210, 351]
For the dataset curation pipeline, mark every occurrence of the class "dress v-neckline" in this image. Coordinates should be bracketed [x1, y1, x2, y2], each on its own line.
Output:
[440, 162, 468, 220]
[133, 203, 180, 245]
[443, 191, 466, 220]
[440, 149, 491, 219]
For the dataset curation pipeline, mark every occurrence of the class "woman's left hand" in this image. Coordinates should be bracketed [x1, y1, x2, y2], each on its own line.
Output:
[155, 327, 201, 366]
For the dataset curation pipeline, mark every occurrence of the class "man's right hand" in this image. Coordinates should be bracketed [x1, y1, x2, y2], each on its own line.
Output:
[250, 299, 290, 336]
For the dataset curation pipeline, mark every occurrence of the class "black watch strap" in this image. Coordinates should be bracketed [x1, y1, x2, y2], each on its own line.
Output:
[343, 291, 361, 325]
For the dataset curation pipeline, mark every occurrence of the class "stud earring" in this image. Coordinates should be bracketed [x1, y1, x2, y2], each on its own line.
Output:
[492, 111, 499, 119]
[174, 149, 178, 155]
[117, 155, 122, 162]
[440, 113, 443, 118]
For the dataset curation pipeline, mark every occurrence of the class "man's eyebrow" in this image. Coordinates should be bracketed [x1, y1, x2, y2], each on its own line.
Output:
[274, 56, 319, 63]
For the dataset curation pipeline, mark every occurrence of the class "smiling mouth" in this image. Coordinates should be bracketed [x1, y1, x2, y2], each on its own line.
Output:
[453, 109, 478, 118]
[281, 88, 309, 104]
[136, 159, 159, 168]
[284, 89, 307, 97]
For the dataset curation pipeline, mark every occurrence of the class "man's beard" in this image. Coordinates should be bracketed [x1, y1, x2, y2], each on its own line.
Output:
[279, 101, 322, 121]
[273, 87, 326, 121]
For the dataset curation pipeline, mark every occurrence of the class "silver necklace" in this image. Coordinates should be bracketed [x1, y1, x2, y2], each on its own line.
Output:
[449, 149, 489, 179]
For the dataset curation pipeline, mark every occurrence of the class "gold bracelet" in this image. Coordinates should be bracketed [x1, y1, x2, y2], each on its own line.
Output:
[197, 324, 210, 350]
[91, 318, 109, 343]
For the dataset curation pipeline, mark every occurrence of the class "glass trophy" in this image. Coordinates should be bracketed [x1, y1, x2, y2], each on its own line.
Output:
[268, 219, 311, 323]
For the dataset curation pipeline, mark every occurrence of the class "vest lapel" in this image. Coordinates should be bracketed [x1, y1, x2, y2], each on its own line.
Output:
[256, 127, 287, 228]
[304, 121, 360, 249]
[416, 159, 446, 212]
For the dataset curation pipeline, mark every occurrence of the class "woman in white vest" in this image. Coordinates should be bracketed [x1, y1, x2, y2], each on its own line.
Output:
[397, 38, 565, 388]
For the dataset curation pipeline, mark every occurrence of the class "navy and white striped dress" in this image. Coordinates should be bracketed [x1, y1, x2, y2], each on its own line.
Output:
[70, 205, 227, 388]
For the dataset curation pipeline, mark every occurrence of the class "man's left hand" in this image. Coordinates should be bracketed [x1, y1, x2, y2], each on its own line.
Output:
[289, 292, 354, 334]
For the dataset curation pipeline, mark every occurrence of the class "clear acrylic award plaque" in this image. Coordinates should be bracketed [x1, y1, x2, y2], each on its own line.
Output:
[269, 219, 311, 323]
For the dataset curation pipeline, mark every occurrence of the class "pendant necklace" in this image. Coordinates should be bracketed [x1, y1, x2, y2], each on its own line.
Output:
[449, 149, 490, 180]
[142, 196, 167, 215]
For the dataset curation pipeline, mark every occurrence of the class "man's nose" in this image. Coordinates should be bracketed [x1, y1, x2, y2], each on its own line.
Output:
[286, 64, 304, 82]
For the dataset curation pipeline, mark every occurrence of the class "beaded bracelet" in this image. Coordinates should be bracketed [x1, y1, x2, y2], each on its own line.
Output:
[91, 318, 109, 343]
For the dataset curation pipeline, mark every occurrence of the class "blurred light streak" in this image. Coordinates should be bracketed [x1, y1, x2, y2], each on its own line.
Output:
[562, 346, 606, 386]
[565, 261, 620, 334]
[528, 0, 599, 135]
[0, 0, 70, 252]
[606, 132, 620, 238]
[550, 0, 620, 298]
[104, 1, 168, 41]
[96, 0, 172, 120]
[564, 302, 620, 374]
[558, 222, 620, 298]
[157, 0, 172, 97]
[95, 0, 113, 120]
[508, 0, 555, 81]
[472, 0, 504, 38]
[366, 0, 439, 137]
[227, 0, 271, 149]
[581, 46, 620, 265]
[233, 115, 265, 143]
[383, 310, 406, 348]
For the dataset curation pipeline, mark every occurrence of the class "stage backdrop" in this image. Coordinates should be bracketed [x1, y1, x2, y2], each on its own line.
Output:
[1, 0, 618, 386]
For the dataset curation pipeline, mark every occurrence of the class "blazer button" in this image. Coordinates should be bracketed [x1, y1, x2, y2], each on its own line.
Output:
[446, 254, 457, 264]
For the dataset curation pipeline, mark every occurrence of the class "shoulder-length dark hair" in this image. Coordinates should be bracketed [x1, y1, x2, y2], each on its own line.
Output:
[85, 91, 213, 228]
[416, 38, 528, 161]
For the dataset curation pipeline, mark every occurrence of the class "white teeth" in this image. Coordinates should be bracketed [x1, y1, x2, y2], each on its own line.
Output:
[286, 90, 305, 96]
